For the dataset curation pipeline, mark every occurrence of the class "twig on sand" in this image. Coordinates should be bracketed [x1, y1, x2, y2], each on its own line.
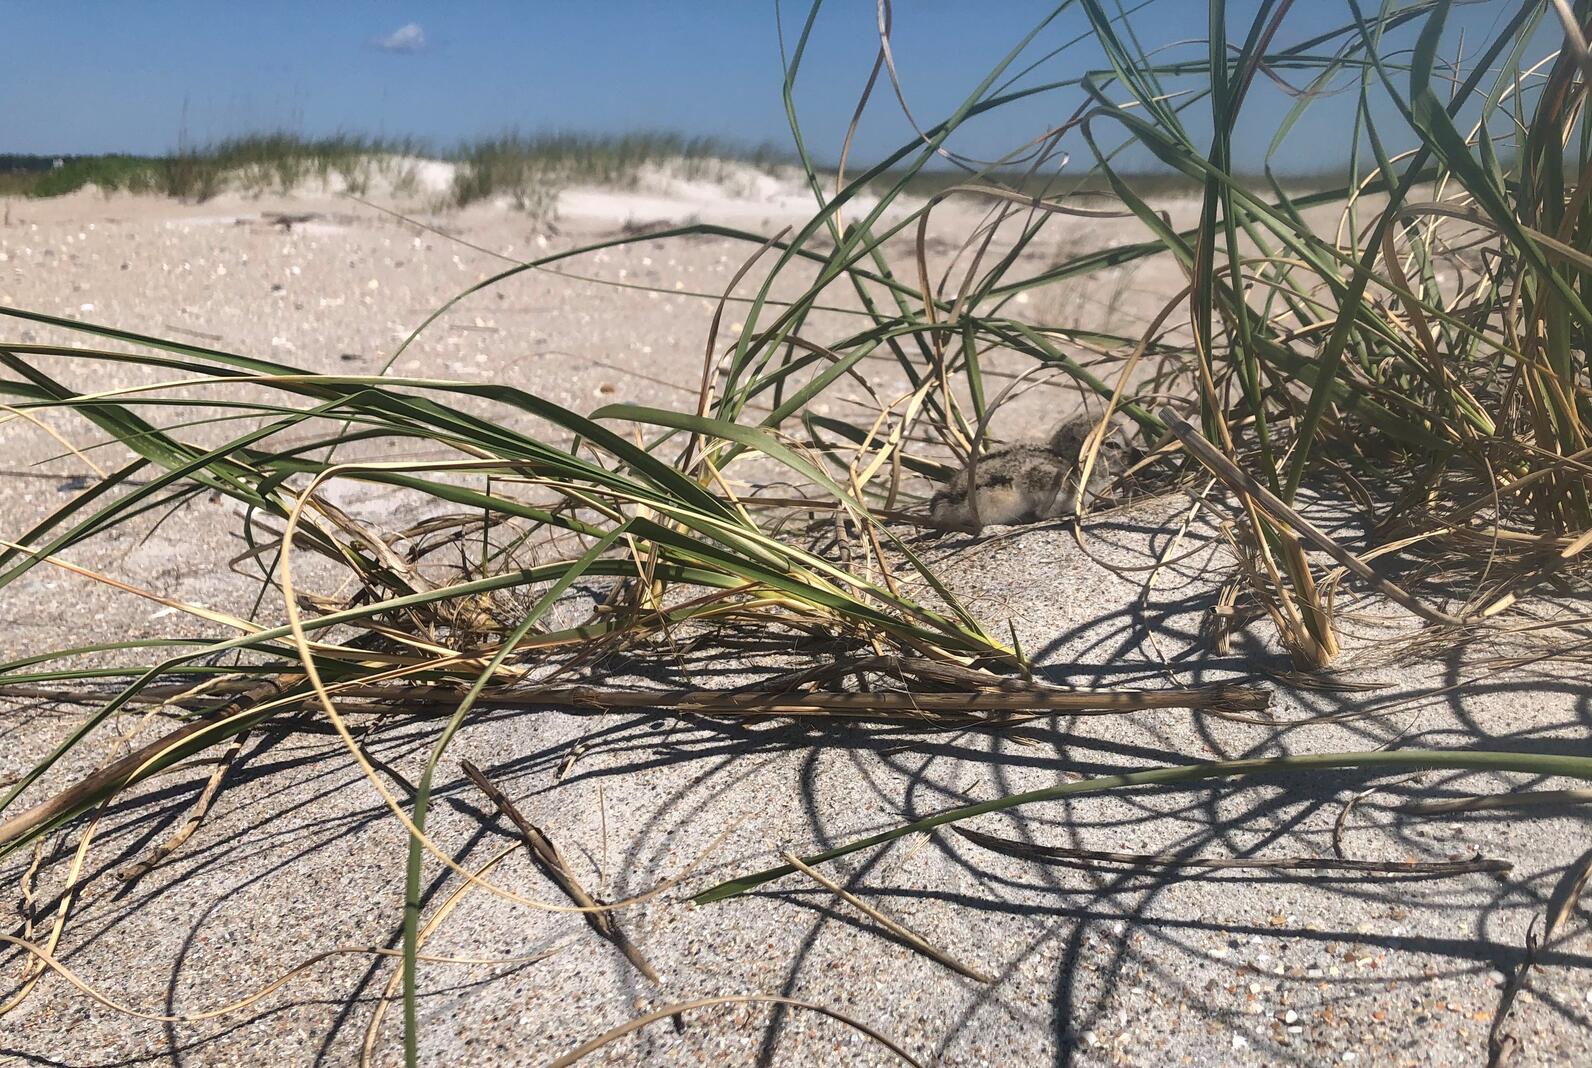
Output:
[0, 670, 1269, 867]
[952, 825, 1511, 876]
[0, 676, 297, 850]
[459, 759, 660, 983]
[547, 994, 924, 1068]
[160, 322, 226, 342]
[1404, 788, 1592, 815]
[1, 678, 1270, 720]
[780, 849, 992, 982]
[1487, 921, 1537, 1067]
[116, 730, 252, 883]
[1489, 843, 1592, 1065]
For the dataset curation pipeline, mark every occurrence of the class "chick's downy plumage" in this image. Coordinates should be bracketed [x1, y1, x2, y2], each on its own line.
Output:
[928, 415, 1136, 533]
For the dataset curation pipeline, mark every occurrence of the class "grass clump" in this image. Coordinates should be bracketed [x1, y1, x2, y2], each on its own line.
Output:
[0, 154, 162, 197]
[449, 130, 787, 218]
[0, 135, 417, 201]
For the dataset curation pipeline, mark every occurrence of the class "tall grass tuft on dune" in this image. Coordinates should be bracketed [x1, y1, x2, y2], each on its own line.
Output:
[5, 0, 1592, 1062]
[449, 130, 789, 211]
[703, 0, 1592, 668]
[0, 134, 424, 200]
[681, 0, 1592, 897]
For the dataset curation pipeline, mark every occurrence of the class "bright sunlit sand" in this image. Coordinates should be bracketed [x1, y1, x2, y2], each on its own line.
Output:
[3, 4, 1592, 1066]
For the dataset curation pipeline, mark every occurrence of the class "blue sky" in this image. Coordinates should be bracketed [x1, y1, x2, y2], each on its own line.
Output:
[0, 2, 1555, 172]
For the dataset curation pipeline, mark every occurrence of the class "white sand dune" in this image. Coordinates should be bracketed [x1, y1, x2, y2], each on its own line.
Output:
[58, 154, 904, 231]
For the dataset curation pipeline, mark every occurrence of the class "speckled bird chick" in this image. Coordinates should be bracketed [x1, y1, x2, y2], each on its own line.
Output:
[928, 415, 1137, 533]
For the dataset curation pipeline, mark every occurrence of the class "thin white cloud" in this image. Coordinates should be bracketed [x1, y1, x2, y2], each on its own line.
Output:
[373, 23, 426, 54]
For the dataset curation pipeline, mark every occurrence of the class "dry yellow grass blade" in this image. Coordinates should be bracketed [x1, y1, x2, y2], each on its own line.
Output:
[547, 993, 925, 1067]
[780, 849, 991, 983]
[0, 931, 567, 1025]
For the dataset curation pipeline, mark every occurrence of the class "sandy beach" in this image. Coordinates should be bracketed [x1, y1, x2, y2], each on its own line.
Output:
[2, 168, 1590, 1068]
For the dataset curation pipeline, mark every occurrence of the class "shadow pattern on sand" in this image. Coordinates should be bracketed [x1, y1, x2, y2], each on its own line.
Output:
[5, 509, 1592, 1066]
